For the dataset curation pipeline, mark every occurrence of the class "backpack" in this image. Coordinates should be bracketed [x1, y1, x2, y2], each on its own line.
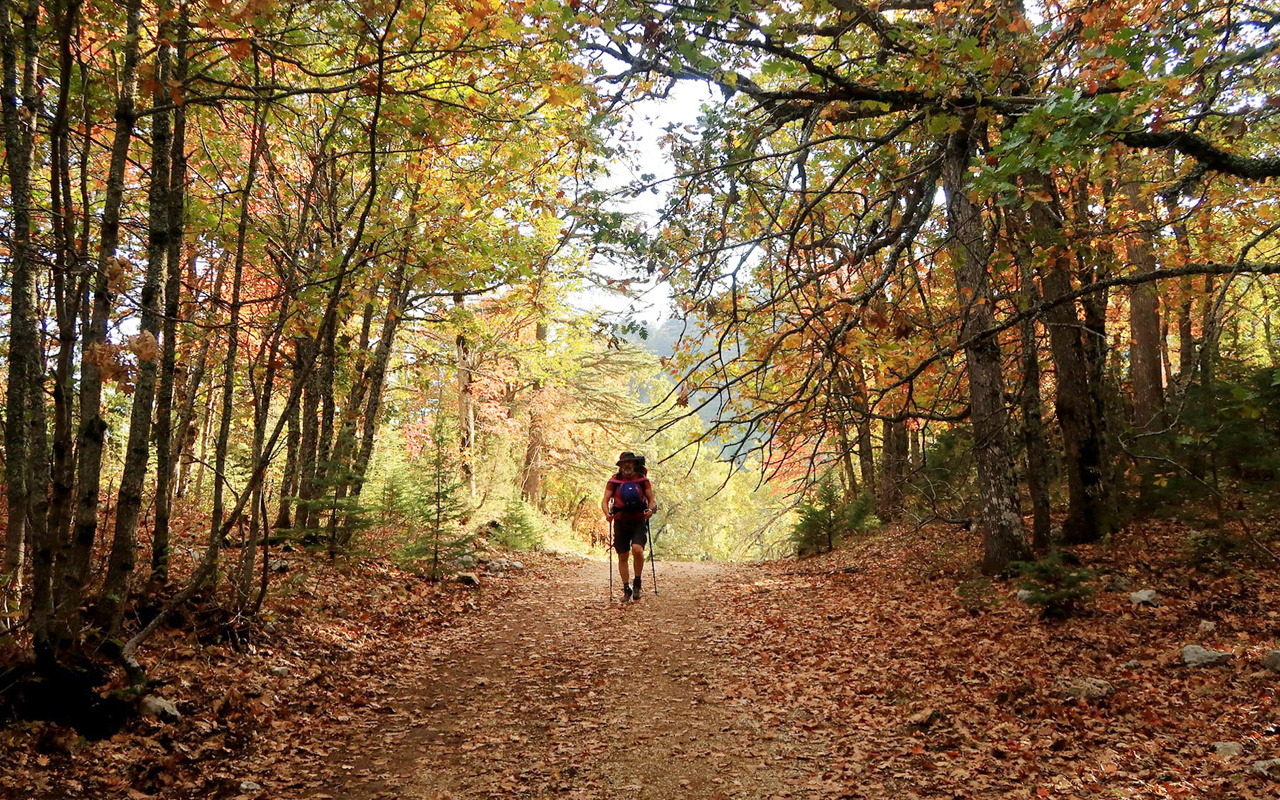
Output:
[616, 479, 646, 512]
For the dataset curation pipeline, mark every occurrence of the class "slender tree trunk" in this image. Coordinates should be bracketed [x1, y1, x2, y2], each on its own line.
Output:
[274, 369, 302, 530]
[152, 2, 190, 584]
[211, 100, 265, 552]
[56, 0, 144, 649]
[295, 335, 321, 532]
[99, 11, 176, 628]
[1018, 262, 1052, 553]
[852, 363, 876, 497]
[943, 119, 1028, 574]
[348, 264, 409, 510]
[520, 323, 549, 508]
[455, 292, 476, 499]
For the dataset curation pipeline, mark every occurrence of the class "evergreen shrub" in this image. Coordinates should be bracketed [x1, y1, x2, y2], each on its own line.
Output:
[1012, 550, 1095, 619]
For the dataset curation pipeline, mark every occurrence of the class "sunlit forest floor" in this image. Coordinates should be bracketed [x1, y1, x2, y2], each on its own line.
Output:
[3, 515, 1279, 799]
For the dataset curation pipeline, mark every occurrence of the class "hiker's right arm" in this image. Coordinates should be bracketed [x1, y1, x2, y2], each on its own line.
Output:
[600, 487, 614, 518]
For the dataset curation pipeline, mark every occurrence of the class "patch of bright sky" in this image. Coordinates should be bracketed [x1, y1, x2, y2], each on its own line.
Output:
[573, 81, 719, 326]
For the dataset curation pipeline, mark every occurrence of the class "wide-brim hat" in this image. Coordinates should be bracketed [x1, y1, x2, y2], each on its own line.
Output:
[616, 451, 641, 466]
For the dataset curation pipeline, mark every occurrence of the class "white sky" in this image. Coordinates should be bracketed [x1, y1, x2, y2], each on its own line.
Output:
[575, 82, 719, 325]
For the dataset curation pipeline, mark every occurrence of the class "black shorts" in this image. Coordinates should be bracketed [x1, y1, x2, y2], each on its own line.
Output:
[613, 517, 647, 553]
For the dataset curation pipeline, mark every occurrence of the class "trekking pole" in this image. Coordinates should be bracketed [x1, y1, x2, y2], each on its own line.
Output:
[608, 516, 614, 602]
[647, 518, 658, 596]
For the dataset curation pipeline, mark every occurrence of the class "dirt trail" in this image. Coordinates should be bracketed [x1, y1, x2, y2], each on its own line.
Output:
[335, 557, 827, 800]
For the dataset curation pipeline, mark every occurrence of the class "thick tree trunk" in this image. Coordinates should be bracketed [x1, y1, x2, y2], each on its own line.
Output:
[1026, 173, 1112, 544]
[1121, 178, 1165, 431]
[55, 0, 144, 650]
[41, 0, 86, 642]
[943, 121, 1028, 574]
[878, 417, 907, 519]
[1, 0, 42, 594]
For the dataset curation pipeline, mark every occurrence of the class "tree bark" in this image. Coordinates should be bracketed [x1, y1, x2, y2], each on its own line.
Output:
[942, 119, 1028, 573]
[520, 322, 550, 508]
[99, 8, 176, 628]
[1121, 177, 1165, 431]
[152, 1, 190, 584]
[455, 292, 476, 499]
[1, 0, 42, 594]
[55, 0, 144, 650]
[1026, 172, 1112, 544]
[211, 99, 265, 553]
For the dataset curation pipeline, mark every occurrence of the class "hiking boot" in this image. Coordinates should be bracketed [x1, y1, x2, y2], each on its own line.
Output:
[632, 577, 642, 598]
[622, 585, 633, 602]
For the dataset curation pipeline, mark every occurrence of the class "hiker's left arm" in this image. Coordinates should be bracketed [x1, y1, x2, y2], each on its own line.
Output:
[643, 483, 656, 517]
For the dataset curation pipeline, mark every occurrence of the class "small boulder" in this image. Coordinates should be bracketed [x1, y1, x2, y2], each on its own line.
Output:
[1213, 741, 1243, 758]
[140, 695, 181, 722]
[1264, 650, 1280, 673]
[510, 561, 525, 570]
[1130, 589, 1159, 607]
[1057, 677, 1114, 702]
[269, 666, 291, 678]
[1252, 758, 1280, 778]
[1121, 659, 1142, 670]
[456, 572, 480, 587]
[1107, 574, 1134, 593]
[1182, 644, 1233, 667]
[240, 781, 263, 793]
[1016, 589, 1034, 603]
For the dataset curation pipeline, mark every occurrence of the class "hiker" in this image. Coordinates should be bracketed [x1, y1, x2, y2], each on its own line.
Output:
[602, 451, 655, 601]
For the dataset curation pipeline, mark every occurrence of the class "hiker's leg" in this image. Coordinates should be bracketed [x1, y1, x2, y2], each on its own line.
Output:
[614, 523, 631, 584]
[631, 543, 644, 577]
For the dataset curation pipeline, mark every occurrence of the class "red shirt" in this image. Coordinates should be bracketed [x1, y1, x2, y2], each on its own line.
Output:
[606, 474, 651, 521]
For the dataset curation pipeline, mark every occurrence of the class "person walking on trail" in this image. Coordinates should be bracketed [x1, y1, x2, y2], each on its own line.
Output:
[602, 451, 655, 602]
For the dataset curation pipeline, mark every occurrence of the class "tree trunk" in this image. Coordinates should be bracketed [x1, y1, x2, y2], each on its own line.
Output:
[55, 0, 144, 650]
[99, 11, 176, 628]
[943, 120, 1028, 574]
[274, 369, 302, 530]
[151, 2, 189, 584]
[348, 264, 409, 511]
[1026, 172, 1112, 544]
[41, 0, 86, 642]
[295, 335, 321, 532]
[1, 0, 43, 594]
[455, 292, 476, 499]
[1121, 177, 1165, 432]
[520, 323, 549, 508]
[211, 101, 264, 553]
[878, 417, 907, 519]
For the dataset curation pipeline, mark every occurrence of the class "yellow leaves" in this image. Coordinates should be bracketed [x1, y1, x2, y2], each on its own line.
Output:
[545, 84, 583, 107]
[104, 256, 132, 294]
[127, 331, 159, 363]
